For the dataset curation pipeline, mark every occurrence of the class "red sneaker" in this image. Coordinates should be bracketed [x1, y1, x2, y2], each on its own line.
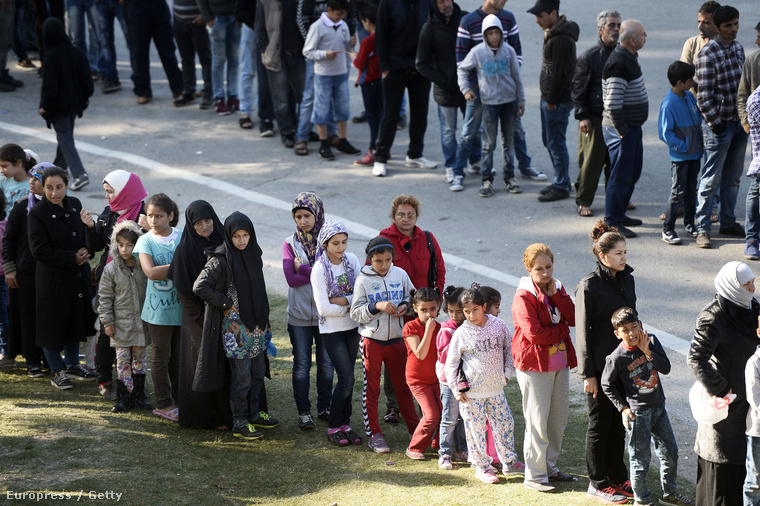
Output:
[216, 99, 231, 116]
[354, 149, 375, 166]
[611, 480, 633, 497]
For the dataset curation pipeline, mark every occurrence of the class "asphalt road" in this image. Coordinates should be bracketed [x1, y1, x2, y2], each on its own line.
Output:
[2, 0, 759, 484]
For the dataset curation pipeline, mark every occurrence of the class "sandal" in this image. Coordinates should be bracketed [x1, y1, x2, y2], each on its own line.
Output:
[239, 116, 253, 129]
[577, 205, 593, 217]
[294, 141, 309, 156]
[153, 407, 179, 422]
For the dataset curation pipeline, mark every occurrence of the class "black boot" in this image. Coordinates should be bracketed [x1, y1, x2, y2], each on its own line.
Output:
[111, 381, 129, 413]
[132, 374, 152, 410]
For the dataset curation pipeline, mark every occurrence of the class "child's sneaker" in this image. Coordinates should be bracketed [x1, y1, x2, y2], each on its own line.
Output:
[445, 167, 454, 183]
[661, 229, 682, 245]
[503, 460, 525, 476]
[216, 99, 231, 115]
[344, 428, 363, 445]
[467, 163, 481, 175]
[251, 411, 278, 429]
[520, 166, 548, 181]
[475, 468, 499, 484]
[368, 433, 390, 453]
[327, 430, 349, 446]
[233, 423, 263, 440]
[384, 407, 401, 424]
[336, 138, 361, 155]
[438, 454, 453, 470]
[50, 371, 73, 390]
[319, 146, 335, 160]
[405, 448, 425, 460]
[586, 483, 628, 504]
[354, 149, 375, 166]
[612, 480, 633, 498]
[479, 180, 494, 198]
[317, 409, 330, 422]
[405, 155, 437, 169]
[259, 119, 275, 137]
[450, 175, 464, 192]
[684, 223, 698, 238]
[658, 493, 694, 506]
[66, 364, 96, 381]
[453, 450, 469, 462]
[372, 162, 387, 177]
[505, 177, 522, 194]
[298, 413, 315, 430]
[745, 239, 760, 260]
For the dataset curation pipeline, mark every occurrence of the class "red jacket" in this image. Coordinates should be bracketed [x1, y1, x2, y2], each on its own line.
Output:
[511, 276, 577, 372]
[378, 224, 446, 294]
[353, 32, 380, 85]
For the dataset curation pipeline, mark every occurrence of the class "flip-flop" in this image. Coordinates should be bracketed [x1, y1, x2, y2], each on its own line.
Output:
[153, 408, 179, 422]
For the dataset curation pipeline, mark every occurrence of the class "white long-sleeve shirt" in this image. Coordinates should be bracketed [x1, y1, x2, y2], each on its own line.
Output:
[310, 252, 361, 334]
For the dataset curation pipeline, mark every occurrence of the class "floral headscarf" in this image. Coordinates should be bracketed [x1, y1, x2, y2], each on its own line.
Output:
[316, 220, 355, 323]
[292, 191, 324, 265]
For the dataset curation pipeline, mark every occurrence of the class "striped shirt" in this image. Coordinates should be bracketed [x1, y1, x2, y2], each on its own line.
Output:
[696, 37, 745, 127]
[173, 0, 201, 23]
[747, 86, 760, 176]
[602, 46, 649, 137]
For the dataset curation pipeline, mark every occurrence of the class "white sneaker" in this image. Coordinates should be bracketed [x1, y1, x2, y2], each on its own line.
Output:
[445, 167, 454, 183]
[405, 156, 437, 169]
[466, 163, 481, 175]
[372, 162, 387, 177]
[520, 166, 548, 181]
[450, 176, 464, 192]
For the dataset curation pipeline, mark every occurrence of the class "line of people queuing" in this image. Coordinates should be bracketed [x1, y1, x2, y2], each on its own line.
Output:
[9, 146, 760, 503]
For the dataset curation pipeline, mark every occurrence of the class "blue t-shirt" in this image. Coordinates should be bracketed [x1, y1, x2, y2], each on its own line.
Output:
[133, 228, 183, 326]
[0, 177, 30, 216]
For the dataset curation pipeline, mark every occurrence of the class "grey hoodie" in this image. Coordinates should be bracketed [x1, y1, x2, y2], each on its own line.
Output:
[457, 14, 524, 106]
[350, 264, 414, 342]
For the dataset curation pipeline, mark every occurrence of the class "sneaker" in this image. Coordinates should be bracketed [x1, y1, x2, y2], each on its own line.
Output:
[172, 92, 196, 106]
[586, 483, 628, 504]
[327, 430, 349, 446]
[520, 166, 548, 181]
[199, 97, 215, 109]
[102, 80, 122, 94]
[537, 186, 570, 202]
[0, 353, 16, 369]
[475, 468, 500, 484]
[354, 149, 375, 166]
[453, 450, 469, 462]
[658, 493, 694, 506]
[505, 177, 522, 194]
[405, 156, 437, 169]
[368, 433, 390, 453]
[50, 371, 73, 390]
[259, 119, 275, 137]
[612, 480, 634, 498]
[616, 225, 637, 238]
[479, 180, 494, 198]
[27, 366, 43, 378]
[746, 239, 760, 260]
[336, 139, 361, 155]
[282, 134, 296, 148]
[352, 110, 367, 123]
[467, 163, 481, 175]
[684, 223, 698, 238]
[65, 364, 96, 381]
[233, 423, 263, 440]
[696, 232, 712, 249]
[16, 57, 36, 69]
[69, 173, 90, 191]
[372, 162, 387, 177]
[548, 471, 577, 482]
[251, 411, 279, 429]
[405, 448, 426, 460]
[319, 146, 335, 160]
[344, 428, 363, 445]
[661, 230, 682, 245]
[298, 413, 316, 430]
[450, 176, 464, 192]
[539, 183, 554, 195]
[438, 454, 453, 470]
[524, 481, 556, 493]
[216, 99, 231, 115]
[445, 167, 455, 183]
[98, 381, 118, 400]
[384, 407, 401, 424]
[317, 409, 330, 422]
[623, 215, 643, 226]
[227, 97, 239, 113]
[719, 222, 745, 237]
[503, 460, 525, 476]
[397, 115, 407, 130]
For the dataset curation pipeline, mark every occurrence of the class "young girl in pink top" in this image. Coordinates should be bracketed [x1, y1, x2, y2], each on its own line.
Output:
[403, 287, 442, 461]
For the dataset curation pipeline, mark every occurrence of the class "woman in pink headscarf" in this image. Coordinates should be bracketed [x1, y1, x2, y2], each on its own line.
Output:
[81, 169, 148, 400]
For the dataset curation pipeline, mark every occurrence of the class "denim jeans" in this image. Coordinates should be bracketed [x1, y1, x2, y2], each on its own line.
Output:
[745, 436, 760, 505]
[540, 100, 573, 192]
[66, 0, 101, 72]
[288, 324, 334, 416]
[360, 79, 383, 151]
[209, 15, 239, 101]
[438, 105, 462, 170]
[96, 0, 127, 82]
[747, 175, 760, 242]
[664, 159, 700, 232]
[266, 51, 305, 138]
[481, 100, 517, 183]
[228, 352, 265, 428]
[12, 0, 28, 61]
[312, 73, 349, 125]
[296, 58, 336, 142]
[52, 115, 87, 179]
[173, 19, 211, 98]
[439, 381, 467, 457]
[454, 91, 483, 174]
[321, 328, 360, 428]
[43, 341, 80, 373]
[603, 125, 643, 227]
[239, 24, 274, 119]
[696, 120, 749, 233]
[626, 405, 678, 504]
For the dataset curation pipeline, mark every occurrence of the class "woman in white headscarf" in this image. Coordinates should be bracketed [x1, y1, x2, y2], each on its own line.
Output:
[688, 261, 760, 505]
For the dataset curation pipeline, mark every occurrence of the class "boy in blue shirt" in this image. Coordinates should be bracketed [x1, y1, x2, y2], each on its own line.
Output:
[658, 61, 703, 245]
[602, 308, 693, 506]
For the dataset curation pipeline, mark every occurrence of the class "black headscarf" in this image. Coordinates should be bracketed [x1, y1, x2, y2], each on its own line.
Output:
[224, 212, 269, 330]
[167, 200, 224, 303]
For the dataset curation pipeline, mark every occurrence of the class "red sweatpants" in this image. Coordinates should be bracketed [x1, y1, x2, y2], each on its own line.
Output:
[408, 381, 442, 453]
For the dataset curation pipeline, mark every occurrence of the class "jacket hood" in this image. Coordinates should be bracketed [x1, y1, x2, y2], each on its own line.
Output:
[43, 18, 71, 49]
[481, 14, 503, 44]
[108, 220, 144, 258]
[547, 14, 579, 42]
[360, 264, 384, 277]
[517, 276, 564, 296]
[428, 0, 461, 25]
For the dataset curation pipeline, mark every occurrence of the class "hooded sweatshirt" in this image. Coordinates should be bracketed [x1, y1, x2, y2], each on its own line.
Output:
[538, 14, 579, 104]
[350, 264, 413, 342]
[457, 14, 524, 107]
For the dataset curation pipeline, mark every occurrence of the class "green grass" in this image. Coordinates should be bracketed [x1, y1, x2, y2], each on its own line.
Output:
[0, 295, 695, 505]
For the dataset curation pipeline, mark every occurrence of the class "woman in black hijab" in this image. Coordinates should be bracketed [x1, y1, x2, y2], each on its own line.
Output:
[194, 212, 274, 439]
[167, 201, 231, 429]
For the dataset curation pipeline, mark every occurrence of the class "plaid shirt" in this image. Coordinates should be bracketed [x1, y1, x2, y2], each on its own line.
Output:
[747, 86, 760, 176]
[696, 37, 745, 127]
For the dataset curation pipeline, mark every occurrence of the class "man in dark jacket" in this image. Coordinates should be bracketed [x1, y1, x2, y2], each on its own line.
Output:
[527, 0, 578, 203]
[371, 0, 437, 177]
[416, 0, 466, 190]
[571, 9, 620, 217]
